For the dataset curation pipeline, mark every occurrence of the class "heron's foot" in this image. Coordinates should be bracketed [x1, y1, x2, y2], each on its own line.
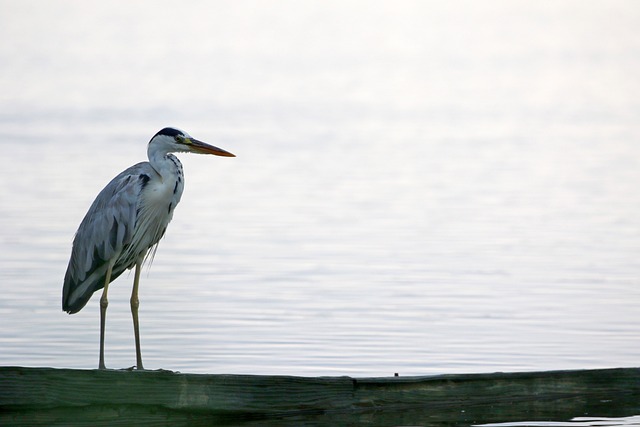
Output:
[119, 366, 177, 373]
[122, 365, 145, 371]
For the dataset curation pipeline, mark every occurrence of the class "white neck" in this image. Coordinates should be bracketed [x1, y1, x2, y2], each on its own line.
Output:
[148, 142, 181, 180]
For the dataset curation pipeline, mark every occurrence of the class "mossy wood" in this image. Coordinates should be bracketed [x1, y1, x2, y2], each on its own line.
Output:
[1, 366, 639, 426]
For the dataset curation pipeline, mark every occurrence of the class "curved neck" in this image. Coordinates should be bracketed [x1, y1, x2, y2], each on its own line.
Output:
[147, 144, 181, 179]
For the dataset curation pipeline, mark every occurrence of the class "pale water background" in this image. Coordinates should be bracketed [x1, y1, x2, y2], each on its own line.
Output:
[0, 1, 639, 379]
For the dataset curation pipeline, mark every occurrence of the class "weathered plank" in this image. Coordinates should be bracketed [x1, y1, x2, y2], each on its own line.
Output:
[1, 366, 639, 426]
[1, 367, 354, 412]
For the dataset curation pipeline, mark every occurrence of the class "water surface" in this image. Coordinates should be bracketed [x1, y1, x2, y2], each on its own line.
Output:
[0, 1, 639, 377]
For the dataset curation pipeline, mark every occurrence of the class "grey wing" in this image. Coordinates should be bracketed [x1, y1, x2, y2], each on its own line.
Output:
[62, 162, 154, 314]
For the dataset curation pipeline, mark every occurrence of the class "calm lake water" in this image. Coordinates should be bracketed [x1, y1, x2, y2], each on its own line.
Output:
[0, 1, 639, 380]
[476, 415, 640, 427]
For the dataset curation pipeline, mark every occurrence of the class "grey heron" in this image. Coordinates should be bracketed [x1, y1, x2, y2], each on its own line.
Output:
[62, 127, 235, 370]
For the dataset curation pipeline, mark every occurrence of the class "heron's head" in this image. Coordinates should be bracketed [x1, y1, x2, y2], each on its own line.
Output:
[149, 127, 235, 157]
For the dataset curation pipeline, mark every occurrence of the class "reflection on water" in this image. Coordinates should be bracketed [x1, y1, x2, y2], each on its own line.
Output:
[476, 415, 640, 427]
[0, 1, 639, 380]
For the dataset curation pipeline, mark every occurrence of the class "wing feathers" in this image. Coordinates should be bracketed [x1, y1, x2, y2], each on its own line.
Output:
[62, 163, 155, 313]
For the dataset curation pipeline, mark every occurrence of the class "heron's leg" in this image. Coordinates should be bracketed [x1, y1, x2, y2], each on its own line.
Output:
[131, 258, 144, 370]
[99, 262, 114, 370]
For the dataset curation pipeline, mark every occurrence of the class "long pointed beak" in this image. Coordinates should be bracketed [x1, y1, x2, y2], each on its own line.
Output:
[189, 138, 236, 157]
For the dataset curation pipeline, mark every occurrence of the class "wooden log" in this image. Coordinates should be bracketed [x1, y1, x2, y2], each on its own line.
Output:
[1, 366, 639, 426]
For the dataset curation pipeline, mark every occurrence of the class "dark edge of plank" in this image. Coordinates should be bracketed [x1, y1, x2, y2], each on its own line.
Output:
[352, 367, 640, 409]
[1, 366, 639, 425]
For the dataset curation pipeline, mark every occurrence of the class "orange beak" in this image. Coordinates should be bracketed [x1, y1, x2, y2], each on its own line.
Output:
[189, 139, 236, 157]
